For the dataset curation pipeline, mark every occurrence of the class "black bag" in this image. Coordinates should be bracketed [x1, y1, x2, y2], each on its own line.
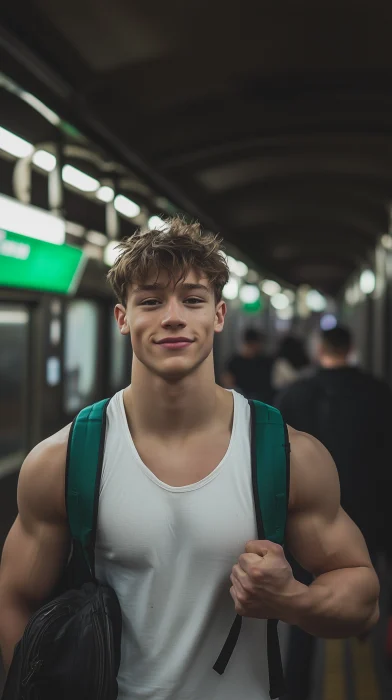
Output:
[1, 400, 122, 700]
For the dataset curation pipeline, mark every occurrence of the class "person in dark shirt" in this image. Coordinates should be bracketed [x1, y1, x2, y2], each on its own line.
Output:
[278, 325, 392, 552]
[221, 328, 273, 403]
[277, 325, 392, 700]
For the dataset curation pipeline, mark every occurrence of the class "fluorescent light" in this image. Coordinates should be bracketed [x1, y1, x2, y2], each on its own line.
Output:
[65, 221, 85, 237]
[283, 289, 296, 303]
[86, 230, 108, 247]
[233, 260, 248, 277]
[227, 256, 248, 277]
[359, 269, 376, 295]
[0, 310, 29, 325]
[62, 165, 99, 192]
[261, 280, 281, 296]
[223, 276, 239, 300]
[104, 241, 121, 266]
[271, 293, 290, 310]
[345, 284, 361, 306]
[0, 193, 65, 245]
[96, 186, 114, 203]
[20, 92, 60, 126]
[148, 215, 169, 231]
[239, 284, 260, 304]
[276, 306, 294, 321]
[0, 126, 33, 158]
[227, 256, 237, 273]
[114, 195, 140, 218]
[32, 150, 56, 172]
[381, 234, 392, 250]
[306, 290, 327, 312]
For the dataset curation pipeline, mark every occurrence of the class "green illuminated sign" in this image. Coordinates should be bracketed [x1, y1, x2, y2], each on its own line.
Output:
[242, 297, 263, 314]
[0, 229, 85, 294]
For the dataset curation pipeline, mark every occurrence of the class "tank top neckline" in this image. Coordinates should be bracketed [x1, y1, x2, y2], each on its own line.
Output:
[116, 389, 239, 493]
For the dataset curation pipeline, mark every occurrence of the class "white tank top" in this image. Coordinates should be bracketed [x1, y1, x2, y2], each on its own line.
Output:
[95, 389, 270, 700]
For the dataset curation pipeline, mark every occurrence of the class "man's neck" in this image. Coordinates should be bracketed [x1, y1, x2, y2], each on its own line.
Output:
[241, 346, 258, 359]
[320, 356, 349, 369]
[124, 355, 225, 438]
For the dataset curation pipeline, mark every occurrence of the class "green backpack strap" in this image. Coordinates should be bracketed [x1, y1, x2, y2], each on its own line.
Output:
[250, 400, 289, 544]
[65, 398, 110, 586]
[251, 399, 290, 700]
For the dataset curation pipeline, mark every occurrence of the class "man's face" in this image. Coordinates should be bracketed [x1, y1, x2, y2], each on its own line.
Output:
[115, 268, 226, 380]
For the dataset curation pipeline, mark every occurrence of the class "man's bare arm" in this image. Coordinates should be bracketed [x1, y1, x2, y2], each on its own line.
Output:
[0, 427, 70, 670]
[286, 429, 379, 637]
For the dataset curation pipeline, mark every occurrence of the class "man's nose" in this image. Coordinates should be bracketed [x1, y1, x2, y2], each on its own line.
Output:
[161, 298, 186, 328]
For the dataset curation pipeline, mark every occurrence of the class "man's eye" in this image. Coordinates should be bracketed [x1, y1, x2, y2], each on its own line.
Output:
[185, 297, 204, 305]
[140, 299, 160, 306]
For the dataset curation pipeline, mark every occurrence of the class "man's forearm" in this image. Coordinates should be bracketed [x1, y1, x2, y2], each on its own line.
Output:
[289, 566, 380, 638]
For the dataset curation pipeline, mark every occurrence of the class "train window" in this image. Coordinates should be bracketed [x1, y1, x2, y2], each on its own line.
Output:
[64, 300, 99, 413]
[0, 305, 29, 469]
[109, 312, 129, 393]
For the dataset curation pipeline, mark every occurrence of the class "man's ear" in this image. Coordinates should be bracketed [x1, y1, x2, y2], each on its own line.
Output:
[215, 300, 227, 334]
[114, 304, 130, 335]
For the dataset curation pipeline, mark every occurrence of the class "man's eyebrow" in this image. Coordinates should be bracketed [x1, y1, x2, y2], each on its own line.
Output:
[132, 282, 210, 294]
[181, 283, 210, 293]
[132, 283, 164, 294]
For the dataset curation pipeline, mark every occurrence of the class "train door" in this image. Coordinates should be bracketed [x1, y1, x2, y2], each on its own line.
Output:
[0, 303, 30, 478]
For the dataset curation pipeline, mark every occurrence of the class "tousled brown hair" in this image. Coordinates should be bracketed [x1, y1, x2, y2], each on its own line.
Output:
[107, 217, 229, 306]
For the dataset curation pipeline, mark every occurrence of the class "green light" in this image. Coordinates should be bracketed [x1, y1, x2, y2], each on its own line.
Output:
[0, 229, 85, 294]
[242, 297, 263, 314]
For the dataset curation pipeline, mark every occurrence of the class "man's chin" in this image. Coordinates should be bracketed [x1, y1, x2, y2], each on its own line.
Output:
[158, 365, 195, 382]
[153, 357, 201, 382]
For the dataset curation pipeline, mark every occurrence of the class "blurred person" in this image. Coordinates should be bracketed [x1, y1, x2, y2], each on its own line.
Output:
[277, 325, 392, 553]
[277, 325, 392, 700]
[221, 327, 273, 403]
[272, 335, 310, 393]
[0, 223, 379, 700]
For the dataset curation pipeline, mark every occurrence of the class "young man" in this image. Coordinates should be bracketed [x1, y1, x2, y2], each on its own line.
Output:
[0, 220, 379, 700]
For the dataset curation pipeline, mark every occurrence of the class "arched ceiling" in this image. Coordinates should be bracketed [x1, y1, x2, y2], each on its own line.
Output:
[2, 0, 392, 293]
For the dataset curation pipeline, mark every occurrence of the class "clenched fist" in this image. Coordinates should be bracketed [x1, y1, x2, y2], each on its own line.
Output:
[230, 540, 305, 624]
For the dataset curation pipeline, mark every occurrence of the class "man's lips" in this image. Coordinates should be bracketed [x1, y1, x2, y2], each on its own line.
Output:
[155, 337, 194, 349]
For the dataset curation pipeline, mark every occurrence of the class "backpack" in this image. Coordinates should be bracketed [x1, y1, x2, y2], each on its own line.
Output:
[1, 399, 122, 700]
[2, 397, 289, 700]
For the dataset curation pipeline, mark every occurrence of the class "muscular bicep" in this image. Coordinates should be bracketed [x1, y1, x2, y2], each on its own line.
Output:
[1, 515, 69, 608]
[286, 429, 372, 576]
[0, 432, 70, 610]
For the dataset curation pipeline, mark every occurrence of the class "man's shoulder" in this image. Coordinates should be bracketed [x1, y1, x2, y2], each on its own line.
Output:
[27, 424, 71, 469]
[287, 427, 339, 509]
[279, 372, 319, 401]
[356, 367, 391, 391]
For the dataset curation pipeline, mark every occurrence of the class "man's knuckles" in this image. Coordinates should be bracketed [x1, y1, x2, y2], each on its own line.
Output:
[245, 540, 284, 556]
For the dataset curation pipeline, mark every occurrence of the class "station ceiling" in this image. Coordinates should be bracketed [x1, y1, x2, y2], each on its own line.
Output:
[2, 0, 392, 294]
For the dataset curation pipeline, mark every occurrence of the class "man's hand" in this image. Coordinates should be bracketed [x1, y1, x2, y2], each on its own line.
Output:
[230, 540, 304, 623]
